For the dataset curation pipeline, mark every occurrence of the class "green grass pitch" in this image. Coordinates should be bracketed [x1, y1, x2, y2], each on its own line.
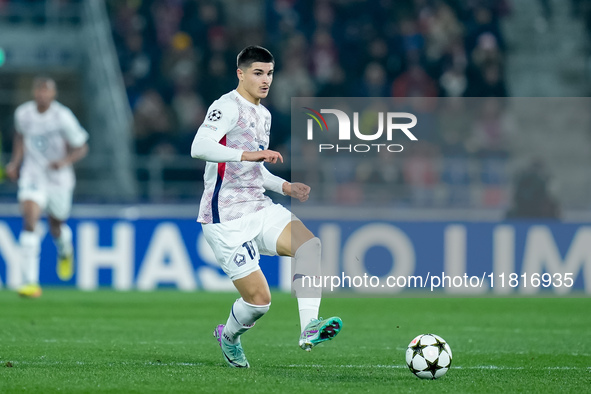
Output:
[0, 290, 589, 393]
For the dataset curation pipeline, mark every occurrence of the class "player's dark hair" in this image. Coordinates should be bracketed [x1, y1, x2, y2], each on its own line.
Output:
[237, 46, 274, 69]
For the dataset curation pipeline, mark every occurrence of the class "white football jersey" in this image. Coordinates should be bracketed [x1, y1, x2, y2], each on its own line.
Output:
[15, 100, 88, 190]
[197, 90, 274, 224]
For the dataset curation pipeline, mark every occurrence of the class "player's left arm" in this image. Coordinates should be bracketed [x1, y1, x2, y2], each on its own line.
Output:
[51, 143, 88, 170]
[51, 107, 89, 170]
[261, 165, 310, 202]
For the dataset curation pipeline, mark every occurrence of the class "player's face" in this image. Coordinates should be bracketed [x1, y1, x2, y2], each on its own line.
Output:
[238, 62, 274, 101]
[34, 83, 56, 109]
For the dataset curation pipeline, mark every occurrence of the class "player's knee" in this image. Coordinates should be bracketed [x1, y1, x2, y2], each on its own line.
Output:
[23, 221, 36, 232]
[242, 287, 271, 306]
[253, 292, 272, 306]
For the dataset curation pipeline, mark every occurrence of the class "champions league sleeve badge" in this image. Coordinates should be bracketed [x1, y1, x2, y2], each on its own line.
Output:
[207, 109, 223, 121]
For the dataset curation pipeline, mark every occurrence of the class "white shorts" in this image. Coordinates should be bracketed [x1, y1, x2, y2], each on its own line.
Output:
[202, 203, 298, 281]
[17, 177, 73, 221]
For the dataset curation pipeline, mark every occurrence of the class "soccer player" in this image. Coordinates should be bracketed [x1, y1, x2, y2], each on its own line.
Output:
[191, 46, 342, 368]
[6, 77, 89, 298]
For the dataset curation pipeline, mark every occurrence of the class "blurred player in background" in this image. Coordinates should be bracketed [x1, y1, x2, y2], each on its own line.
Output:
[6, 77, 88, 298]
[191, 46, 342, 368]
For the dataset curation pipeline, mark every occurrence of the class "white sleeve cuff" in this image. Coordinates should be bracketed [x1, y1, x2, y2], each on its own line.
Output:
[262, 165, 287, 195]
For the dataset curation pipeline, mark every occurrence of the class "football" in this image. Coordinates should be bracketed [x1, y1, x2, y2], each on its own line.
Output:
[405, 334, 452, 379]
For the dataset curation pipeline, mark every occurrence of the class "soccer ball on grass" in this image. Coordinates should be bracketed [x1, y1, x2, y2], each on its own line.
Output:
[405, 333, 452, 379]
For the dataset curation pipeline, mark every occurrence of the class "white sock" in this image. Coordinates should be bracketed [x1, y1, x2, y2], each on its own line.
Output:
[293, 237, 322, 332]
[298, 297, 321, 332]
[223, 298, 270, 344]
[54, 223, 73, 258]
[20, 230, 41, 285]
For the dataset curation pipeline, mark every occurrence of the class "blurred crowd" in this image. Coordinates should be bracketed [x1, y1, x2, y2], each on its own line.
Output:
[103, 0, 521, 208]
[106, 0, 511, 157]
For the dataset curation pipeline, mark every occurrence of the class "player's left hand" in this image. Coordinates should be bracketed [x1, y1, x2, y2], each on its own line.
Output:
[284, 182, 310, 202]
[49, 160, 68, 170]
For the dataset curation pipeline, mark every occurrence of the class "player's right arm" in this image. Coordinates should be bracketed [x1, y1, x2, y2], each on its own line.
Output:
[241, 150, 283, 163]
[6, 107, 26, 181]
[191, 101, 283, 164]
[5, 133, 23, 181]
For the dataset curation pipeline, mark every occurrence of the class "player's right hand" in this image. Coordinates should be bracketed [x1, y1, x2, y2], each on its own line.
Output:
[5, 162, 19, 181]
[241, 150, 284, 164]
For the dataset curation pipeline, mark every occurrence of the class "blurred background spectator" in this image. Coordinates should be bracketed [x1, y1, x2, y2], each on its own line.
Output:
[506, 158, 561, 219]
